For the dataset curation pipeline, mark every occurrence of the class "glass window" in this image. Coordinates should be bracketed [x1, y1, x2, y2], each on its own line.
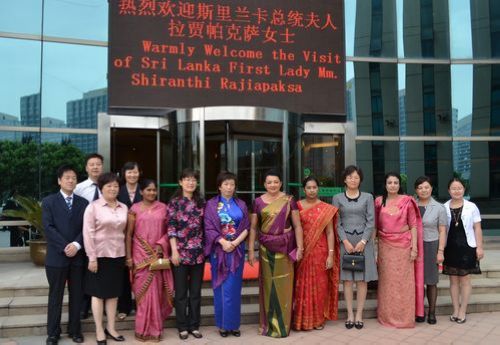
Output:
[449, 0, 473, 58]
[353, 0, 397, 58]
[451, 65, 473, 137]
[403, 64, 452, 136]
[43, 0, 108, 41]
[354, 62, 399, 136]
[402, 0, 450, 59]
[41, 42, 107, 128]
[471, 0, 500, 58]
[0, 38, 41, 123]
[403, 140, 453, 199]
[0, 0, 42, 35]
[345, 0, 357, 57]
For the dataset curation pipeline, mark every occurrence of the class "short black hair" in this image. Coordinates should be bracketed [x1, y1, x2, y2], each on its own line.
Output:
[448, 177, 466, 190]
[85, 153, 104, 165]
[302, 175, 320, 188]
[216, 170, 237, 189]
[97, 172, 119, 190]
[263, 169, 281, 182]
[342, 165, 364, 185]
[57, 165, 77, 179]
[414, 176, 433, 189]
[139, 178, 157, 191]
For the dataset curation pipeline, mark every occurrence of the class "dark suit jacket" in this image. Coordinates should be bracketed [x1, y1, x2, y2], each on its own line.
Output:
[42, 192, 89, 267]
[118, 184, 142, 209]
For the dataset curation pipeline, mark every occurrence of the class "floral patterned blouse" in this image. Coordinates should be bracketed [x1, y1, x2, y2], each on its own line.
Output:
[166, 196, 205, 265]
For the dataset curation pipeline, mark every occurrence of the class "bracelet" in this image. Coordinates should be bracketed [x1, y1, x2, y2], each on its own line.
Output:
[360, 239, 367, 245]
[328, 249, 334, 252]
[297, 247, 304, 251]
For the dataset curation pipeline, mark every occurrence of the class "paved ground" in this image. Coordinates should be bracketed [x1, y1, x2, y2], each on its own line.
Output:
[2, 311, 500, 345]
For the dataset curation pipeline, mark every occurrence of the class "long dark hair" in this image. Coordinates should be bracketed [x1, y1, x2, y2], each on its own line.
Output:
[382, 172, 403, 206]
[171, 168, 204, 208]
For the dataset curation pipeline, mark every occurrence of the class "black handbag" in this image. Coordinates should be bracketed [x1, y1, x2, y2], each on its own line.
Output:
[342, 252, 365, 272]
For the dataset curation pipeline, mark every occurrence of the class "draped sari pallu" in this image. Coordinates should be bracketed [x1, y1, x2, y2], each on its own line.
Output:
[204, 197, 250, 331]
[255, 196, 297, 338]
[293, 202, 340, 331]
[130, 202, 174, 342]
[375, 196, 424, 328]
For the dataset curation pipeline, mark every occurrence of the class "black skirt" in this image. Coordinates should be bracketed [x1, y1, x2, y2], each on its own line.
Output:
[85, 257, 125, 299]
[442, 216, 481, 276]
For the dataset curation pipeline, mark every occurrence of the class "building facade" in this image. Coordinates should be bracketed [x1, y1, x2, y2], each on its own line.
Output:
[0, 0, 499, 243]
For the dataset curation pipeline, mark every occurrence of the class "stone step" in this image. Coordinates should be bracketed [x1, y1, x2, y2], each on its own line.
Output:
[2, 293, 500, 338]
[3, 278, 500, 317]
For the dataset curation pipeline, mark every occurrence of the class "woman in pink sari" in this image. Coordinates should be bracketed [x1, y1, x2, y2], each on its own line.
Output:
[375, 172, 424, 328]
[125, 179, 174, 342]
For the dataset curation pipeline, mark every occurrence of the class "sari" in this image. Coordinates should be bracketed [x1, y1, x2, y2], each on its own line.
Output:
[293, 201, 340, 330]
[204, 196, 250, 331]
[375, 195, 424, 328]
[253, 195, 298, 338]
[130, 201, 174, 342]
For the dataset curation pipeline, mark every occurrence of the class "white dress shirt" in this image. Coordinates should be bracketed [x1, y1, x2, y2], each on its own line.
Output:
[74, 178, 101, 203]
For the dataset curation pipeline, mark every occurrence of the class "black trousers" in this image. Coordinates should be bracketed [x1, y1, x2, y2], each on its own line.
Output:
[172, 263, 204, 332]
[80, 256, 91, 317]
[117, 266, 133, 314]
[46, 264, 84, 337]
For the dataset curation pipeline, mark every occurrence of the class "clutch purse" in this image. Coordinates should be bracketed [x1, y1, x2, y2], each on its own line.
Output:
[342, 252, 365, 272]
[149, 258, 171, 271]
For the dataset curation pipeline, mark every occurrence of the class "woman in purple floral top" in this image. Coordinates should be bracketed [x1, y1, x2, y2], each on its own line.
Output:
[167, 168, 205, 340]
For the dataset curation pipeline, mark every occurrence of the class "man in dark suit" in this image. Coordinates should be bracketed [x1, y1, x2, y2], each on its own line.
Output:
[42, 165, 89, 345]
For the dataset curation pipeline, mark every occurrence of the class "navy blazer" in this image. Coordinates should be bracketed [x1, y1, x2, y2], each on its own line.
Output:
[42, 192, 89, 267]
[118, 184, 142, 209]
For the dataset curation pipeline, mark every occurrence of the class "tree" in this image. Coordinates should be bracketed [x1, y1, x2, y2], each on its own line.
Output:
[0, 141, 86, 205]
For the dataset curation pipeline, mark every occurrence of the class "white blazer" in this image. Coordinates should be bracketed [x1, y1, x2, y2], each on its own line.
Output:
[444, 199, 481, 248]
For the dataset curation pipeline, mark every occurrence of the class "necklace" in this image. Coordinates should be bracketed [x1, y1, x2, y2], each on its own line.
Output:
[451, 206, 462, 227]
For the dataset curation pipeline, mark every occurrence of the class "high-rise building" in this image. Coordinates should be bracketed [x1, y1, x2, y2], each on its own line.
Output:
[66, 88, 107, 153]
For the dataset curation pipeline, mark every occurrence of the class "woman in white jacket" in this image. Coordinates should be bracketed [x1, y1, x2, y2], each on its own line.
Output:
[442, 178, 484, 324]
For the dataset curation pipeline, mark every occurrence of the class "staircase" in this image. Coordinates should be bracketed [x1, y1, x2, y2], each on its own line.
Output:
[1, 250, 500, 337]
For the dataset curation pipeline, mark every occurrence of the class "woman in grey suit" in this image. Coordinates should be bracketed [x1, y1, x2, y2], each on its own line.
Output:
[332, 166, 377, 330]
[414, 176, 447, 324]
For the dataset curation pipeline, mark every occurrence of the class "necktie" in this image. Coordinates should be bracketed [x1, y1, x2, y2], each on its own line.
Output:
[66, 196, 72, 211]
[93, 183, 100, 201]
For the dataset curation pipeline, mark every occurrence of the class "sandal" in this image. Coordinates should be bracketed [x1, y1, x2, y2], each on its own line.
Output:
[345, 320, 354, 329]
[190, 330, 203, 339]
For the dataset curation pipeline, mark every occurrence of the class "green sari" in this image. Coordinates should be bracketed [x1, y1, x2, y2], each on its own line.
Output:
[253, 195, 297, 337]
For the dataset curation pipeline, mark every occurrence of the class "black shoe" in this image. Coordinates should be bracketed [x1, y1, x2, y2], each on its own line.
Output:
[415, 316, 426, 323]
[96, 339, 107, 345]
[68, 333, 84, 343]
[456, 317, 466, 324]
[104, 329, 125, 342]
[46, 336, 59, 345]
[179, 331, 189, 340]
[345, 320, 354, 329]
[427, 313, 437, 325]
[231, 330, 241, 337]
[450, 315, 458, 322]
[219, 329, 229, 337]
[190, 329, 203, 338]
[354, 321, 364, 329]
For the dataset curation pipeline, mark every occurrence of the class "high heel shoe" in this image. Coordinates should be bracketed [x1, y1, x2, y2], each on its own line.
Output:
[104, 329, 125, 342]
[96, 339, 107, 345]
[345, 320, 354, 329]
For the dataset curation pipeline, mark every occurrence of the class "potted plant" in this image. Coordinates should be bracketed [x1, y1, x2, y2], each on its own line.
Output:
[1, 195, 46, 266]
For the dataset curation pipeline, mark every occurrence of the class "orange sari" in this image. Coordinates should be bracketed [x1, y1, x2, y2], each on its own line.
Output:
[293, 201, 340, 330]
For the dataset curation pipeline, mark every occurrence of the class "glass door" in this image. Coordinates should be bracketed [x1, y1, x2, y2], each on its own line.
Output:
[233, 138, 282, 206]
